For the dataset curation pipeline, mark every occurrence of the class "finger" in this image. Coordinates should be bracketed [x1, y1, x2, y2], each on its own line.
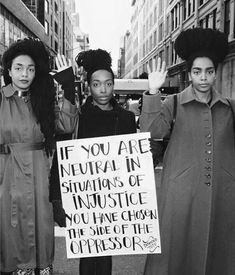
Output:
[147, 63, 151, 74]
[153, 58, 156, 72]
[161, 61, 166, 73]
[156, 57, 161, 71]
[61, 55, 67, 66]
[55, 58, 60, 70]
[56, 55, 63, 69]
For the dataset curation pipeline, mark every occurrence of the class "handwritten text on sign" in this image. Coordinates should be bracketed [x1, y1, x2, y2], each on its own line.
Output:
[57, 132, 161, 258]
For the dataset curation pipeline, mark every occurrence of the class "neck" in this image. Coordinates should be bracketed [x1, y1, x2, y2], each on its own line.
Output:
[15, 90, 29, 97]
[193, 89, 211, 103]
[92, 100, 113, 111]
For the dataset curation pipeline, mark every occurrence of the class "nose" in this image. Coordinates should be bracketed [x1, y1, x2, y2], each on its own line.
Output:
[100, 83, 106, 93]
[200, 71, 207, 80]
[21, 68, 28, 77]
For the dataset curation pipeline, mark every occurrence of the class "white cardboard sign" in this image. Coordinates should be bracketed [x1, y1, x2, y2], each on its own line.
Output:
[56, 132, 161, 258]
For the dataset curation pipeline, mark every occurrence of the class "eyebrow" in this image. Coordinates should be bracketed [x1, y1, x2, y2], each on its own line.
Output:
[192, 67, 215, 70]
[14, 63, 35, 67]
[91, 79, 113, 82]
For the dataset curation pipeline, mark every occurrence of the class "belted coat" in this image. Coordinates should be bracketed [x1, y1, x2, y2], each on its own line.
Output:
[140, 85, 235, 275]
[0, 84, 78, 272]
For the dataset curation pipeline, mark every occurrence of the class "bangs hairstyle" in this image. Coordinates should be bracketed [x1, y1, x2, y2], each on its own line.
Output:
[2, 38, 55, 153]
[75, 49, 114, 84]
[174, 28, 229, 71]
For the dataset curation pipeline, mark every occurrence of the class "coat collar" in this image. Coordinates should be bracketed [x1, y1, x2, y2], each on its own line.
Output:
[2, 84, 30, 99]
[2, 84, 15, 98]
[179, 85, 229, 107]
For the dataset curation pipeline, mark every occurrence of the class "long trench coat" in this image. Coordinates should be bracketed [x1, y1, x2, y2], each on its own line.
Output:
[0, 84, 78, 272]
[140, 85, 235, 275]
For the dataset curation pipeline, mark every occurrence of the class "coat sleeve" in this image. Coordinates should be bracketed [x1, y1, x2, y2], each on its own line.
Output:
[49, 150, 61, 202]
[54, 97, 79, 135]
[139, 91, 176, 139]
[128, 111, 137, 133]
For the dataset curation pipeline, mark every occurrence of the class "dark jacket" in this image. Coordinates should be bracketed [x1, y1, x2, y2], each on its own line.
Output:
[79, 96, 136, 138]
[49, 96, 136, 201]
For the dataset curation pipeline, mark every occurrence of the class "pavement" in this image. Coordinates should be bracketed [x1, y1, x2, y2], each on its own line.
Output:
[53, 227, 146, 275]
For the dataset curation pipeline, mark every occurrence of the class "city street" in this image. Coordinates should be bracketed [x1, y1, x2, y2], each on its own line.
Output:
[53, 227, 146, 275]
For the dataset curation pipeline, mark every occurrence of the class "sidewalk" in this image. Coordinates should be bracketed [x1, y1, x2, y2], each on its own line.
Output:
[53, 227, 146, 275]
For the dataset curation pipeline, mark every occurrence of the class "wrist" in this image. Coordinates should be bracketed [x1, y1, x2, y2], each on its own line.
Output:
[149, 88, 160, 95]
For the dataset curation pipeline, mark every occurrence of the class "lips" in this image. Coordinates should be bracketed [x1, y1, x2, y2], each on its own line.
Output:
[199, 84, 209, 88]
[20, 80, 29, 84]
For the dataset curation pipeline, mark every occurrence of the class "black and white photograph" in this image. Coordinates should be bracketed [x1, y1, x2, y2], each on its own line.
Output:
[0, 0, 235, 274]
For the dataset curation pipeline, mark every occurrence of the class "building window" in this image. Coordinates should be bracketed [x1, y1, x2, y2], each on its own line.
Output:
[159, 0, 163, 16]
[224, 0, 230, 35]
[154, 30, 157, 46]
[166, 45, 169, 66]
[166, 15, 169, 34]
[45, 20, 49, 35]
[154, 5, 157, 23]
[54, 2, 58, 16]
[54, 40, 58, 52]
[199, 0, 204, 6]
[212, 9, 217, 29]
[205, 14, 209, 28]
[159, 23, 163, 41]
[45, 0, 49, 14]
[54, 21, 58, 34]
[183, 0, 187, 21]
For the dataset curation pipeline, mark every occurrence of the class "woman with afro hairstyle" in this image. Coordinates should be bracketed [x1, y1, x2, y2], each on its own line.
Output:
[140, 28, 235, 275]
[0, 38, 78, 275]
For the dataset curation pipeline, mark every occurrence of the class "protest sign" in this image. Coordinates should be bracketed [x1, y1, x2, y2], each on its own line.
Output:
[56, 132, 161, 258]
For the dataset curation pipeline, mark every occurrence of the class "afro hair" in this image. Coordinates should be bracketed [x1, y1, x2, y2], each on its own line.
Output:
[2, 38, 50, 85]
[75, 49, 114, 83]
[174, 28, 228, 68]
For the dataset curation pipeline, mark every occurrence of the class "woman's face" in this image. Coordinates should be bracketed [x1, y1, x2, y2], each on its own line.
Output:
[89, 69, 114, 110]
[188, 57, 216, 94]
[9, 54, 36, 91]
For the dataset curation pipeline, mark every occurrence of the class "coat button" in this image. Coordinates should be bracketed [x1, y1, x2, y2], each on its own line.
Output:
[205, 174, 211, 179]
[205, 158, 212, 163]
[205, 166, 211, 171]
[205, 182, 211, 186]
[205, 150, 212, 154]
[206, 134, 211, 138]
[206, 142, 212, 146]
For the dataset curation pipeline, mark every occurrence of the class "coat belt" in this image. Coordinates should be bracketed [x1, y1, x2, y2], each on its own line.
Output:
[0, 142, 45, 227]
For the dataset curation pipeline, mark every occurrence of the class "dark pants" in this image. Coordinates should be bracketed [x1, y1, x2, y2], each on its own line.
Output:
[79, 256, 112, 275]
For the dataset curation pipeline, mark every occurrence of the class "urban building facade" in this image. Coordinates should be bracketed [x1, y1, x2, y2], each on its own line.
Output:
[0, 0, 48, 60]
[124, 0, 235, 97]
[22, 0, 74, 62]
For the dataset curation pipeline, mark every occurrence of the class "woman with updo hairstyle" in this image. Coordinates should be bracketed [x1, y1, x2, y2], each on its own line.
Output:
[50, 49, 136, 275]
[140, 28, 235, 275]
[0, 38, 78, 275]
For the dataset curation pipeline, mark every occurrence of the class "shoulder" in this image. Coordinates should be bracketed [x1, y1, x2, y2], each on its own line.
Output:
[117, 105, 135, 118]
